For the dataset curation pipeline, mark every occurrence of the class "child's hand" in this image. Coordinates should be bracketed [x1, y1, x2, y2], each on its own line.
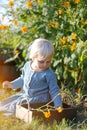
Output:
[2, 81, 13, 89]
[56, 106, 63, 113]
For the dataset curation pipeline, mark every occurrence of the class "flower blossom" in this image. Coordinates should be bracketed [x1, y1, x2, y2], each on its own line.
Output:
[8, 1, 14, 7]
[64, 2, 70, 7]
[0, 25, 8, 30]
[26, 1, 32, 8]
[57, 107, 63, 113]
[37, 0, 42, 3]
[49, 21, 58, 29]
[58, 9, 63, 15]
[43, 111, 51, 118]
[13, 21, 18, 26]
[61, 37, 67, 44]
[14, 50, 19, 55]
[76, 87, 81, 93]
[72, 33, 77, 40]
[71, 42, 76, 51]
[74, 0, 80, 4]
[84, 20, 87, 25]
[21, 27, 28, 33]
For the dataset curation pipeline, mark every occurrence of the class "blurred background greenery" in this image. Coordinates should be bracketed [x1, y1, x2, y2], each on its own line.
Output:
[0, 0, 87, 94]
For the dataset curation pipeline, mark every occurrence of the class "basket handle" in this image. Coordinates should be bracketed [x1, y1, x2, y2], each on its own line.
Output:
[19, 98, 30, 111]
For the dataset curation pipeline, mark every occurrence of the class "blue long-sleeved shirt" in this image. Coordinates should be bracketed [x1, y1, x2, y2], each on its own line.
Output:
[11, 61, 62, 108]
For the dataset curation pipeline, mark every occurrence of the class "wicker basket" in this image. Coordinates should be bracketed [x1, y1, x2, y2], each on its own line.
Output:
[16, 98, 77, 123]
[16, 98, 32, 123]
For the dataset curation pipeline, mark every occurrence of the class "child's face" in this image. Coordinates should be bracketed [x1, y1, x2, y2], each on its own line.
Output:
[32, 57, 52, 71]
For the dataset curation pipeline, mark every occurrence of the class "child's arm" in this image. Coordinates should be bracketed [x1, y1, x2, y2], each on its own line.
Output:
[2, 62, 28, 90]
[46, 70, 63, 108]
[2, 77, 24, 90]
[10, 77, 23, 90]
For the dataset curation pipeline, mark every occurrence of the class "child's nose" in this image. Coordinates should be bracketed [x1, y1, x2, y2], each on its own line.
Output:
[44, 62, 47, 66]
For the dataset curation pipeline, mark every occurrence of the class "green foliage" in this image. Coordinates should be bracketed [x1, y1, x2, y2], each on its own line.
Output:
[0, 0, 87, 92]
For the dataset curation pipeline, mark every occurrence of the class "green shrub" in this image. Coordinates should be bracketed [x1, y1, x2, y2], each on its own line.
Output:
[0, 0, 87, 92]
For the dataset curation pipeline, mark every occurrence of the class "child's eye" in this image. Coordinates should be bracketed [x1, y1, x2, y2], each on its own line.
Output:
[47, 61, 50, 64]
[38, 60, 44, 63]
[38, 60, 51, 64]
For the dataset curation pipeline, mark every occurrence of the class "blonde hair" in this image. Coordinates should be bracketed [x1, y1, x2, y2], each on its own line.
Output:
[29, 38, 54, 60]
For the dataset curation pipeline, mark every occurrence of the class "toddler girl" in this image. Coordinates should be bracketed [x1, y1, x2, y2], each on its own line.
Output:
[0, 38, 62, 116]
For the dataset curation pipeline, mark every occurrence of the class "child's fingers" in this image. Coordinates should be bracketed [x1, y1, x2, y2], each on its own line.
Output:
[2, 81, 9, 88]
[56, 106, 63, 113]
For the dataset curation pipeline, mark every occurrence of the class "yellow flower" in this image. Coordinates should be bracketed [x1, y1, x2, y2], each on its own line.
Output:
[0, 25, 2, 29]
[57, 107, 63, 113]
[0, 25, 8, 29]
[8, 1, 14, 7]
[14, 50, 19, 55]
[61, 37, 67, 44]
[72, 33, 77, 40]
[26, 1, 32, 8]
[71, 42, 76, 51]
[13, 21, 18, 26]
[74, 0, 80, 4]
[21, 27, 28, 33]
[43, 111, 51, 118]
[2, 25, 8, 29]
[37, 0, 42, 3]
[58, 9, 63, 15]
[76, 87, 81, 93]
[49, 21, 54, 27]
[64, 1, 70, 7]
[84, 20, 87, 25]
[49, 21, 58, 29]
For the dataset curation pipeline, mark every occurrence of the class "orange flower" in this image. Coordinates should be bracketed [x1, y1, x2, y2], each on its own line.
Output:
[2, 25, 7, 29]
[21, 27, 28, 33]
[64, 1, 70, 7]
[72, 33, 77, 40]
[58, 9, 63, 15]
[71, 42, 76, 51]
[0, 25, 8, 30]
[26, 1, 32, 8]
[61, 37, 67, 44]
[14, 50, 19, 55]
[49, 21, 58, 29]
[37, 0, 42, 3]
[13, 21, 18, 26]
[43, 111, 51, 118]
[74, 0, 80, 4]
[76, 87, 81, 93]
[84, 20, 87, 25]
[57, 107, 63, 113]
[8, 1, 14, 7]
[49, 21, 55, 27]
[0, 25, 2, 29]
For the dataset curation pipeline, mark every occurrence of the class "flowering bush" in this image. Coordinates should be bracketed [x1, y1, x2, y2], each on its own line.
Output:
[0, 25, 14, 59]
[0, 23, 26, 70]
[1, 0, 87, 92]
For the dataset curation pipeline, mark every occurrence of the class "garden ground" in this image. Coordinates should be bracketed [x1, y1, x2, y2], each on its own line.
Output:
[0, 83, 87, 130]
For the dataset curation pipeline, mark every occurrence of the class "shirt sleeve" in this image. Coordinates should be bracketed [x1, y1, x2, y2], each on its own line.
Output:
[10, 77, 23, 90]
[10, 65, 25, 90]
[46, 70, 62, 108]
